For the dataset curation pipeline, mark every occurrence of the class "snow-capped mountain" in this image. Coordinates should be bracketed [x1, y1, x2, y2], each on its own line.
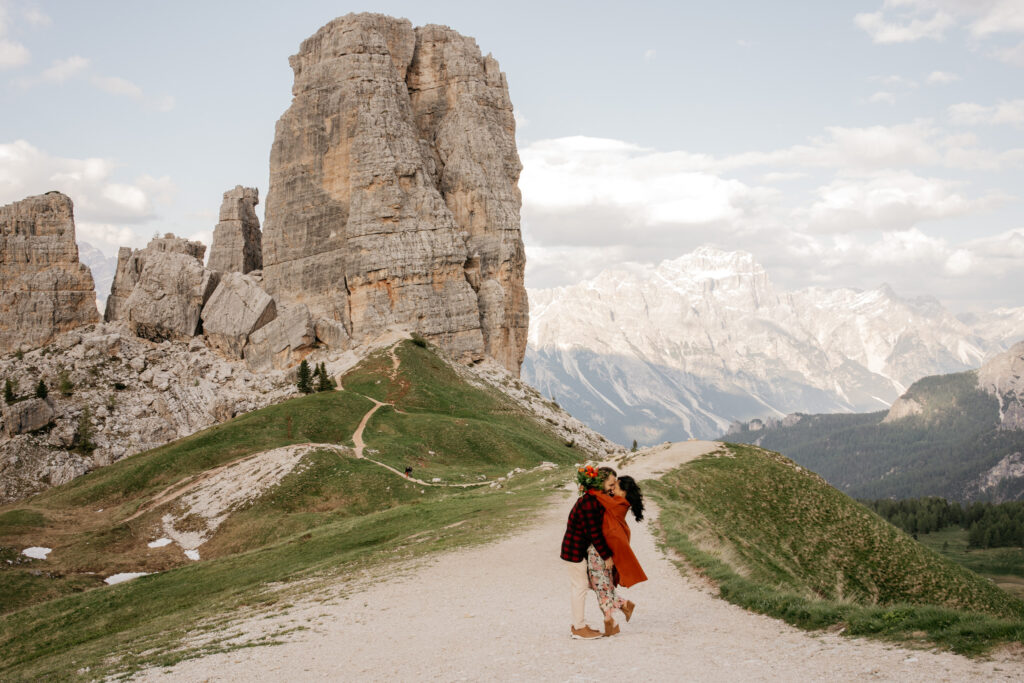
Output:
[77, 241, 119, 314]
[523, 246, 1024, 446]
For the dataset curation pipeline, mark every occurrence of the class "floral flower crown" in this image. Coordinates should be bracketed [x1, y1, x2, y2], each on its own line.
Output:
[575, 464, 605, 492]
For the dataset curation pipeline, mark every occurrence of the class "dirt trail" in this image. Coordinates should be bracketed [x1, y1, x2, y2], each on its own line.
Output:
[133, 442, 1022, 681]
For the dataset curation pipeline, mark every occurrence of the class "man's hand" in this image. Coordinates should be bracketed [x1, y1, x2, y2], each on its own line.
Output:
[604, 557, 614, 570]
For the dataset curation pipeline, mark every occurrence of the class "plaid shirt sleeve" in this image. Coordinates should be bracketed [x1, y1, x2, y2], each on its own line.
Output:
[581, 495, 613, 559]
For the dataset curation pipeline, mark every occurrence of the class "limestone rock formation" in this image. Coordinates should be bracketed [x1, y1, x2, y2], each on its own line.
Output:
[207, 186, 263, 274]
[201, 272, 277, 358]
[978, 341, 1024, 430]
[3, 398, 55, 436]
[882, 397, 924, 423]
[105, 234, 218, 342]
[261, 13, 528, 374]
[244, 304, 315, 372]
[0, 192, 100, 352]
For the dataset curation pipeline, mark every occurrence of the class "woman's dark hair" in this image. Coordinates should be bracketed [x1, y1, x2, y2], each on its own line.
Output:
[617, 475, 644, 522]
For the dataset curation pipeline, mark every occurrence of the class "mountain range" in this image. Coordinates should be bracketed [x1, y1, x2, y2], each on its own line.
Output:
[523, 247, 1024, 446]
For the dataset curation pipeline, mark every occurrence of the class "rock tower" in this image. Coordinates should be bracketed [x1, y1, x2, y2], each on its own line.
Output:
[0, 192, 99, 352]
[207, 186, 262, 274]
[261, 13, 528, 374]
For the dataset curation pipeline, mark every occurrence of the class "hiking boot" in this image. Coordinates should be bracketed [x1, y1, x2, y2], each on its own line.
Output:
[622, 600, 636, 622]
[570, 625, 602, 640]
[603, 617, 620, 637]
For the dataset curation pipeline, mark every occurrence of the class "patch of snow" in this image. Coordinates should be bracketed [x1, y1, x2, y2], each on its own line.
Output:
[104, 572, 150, 585]
[184, 550, 200, 561]
[22, 547, 51, 560]
[147, 538, 173, 548]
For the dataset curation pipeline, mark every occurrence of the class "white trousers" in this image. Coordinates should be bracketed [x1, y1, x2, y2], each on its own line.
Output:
[565, 558, 590, 629]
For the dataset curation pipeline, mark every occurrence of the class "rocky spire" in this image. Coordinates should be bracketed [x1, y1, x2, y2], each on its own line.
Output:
[0, 192, 99, 352]
[260, 13, 528, 375]
[207, 186, 262, 274]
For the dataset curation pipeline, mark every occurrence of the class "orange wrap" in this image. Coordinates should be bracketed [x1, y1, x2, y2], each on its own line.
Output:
[592, 491, 648, 588]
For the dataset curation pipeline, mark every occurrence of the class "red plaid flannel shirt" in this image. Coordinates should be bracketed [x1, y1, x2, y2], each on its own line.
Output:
[560, 491, 612, 562]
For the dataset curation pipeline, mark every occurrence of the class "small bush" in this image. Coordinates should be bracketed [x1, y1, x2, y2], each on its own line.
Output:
[58, 370, 73, 397]
[410, 333, 428, 348]
[34, 379, 47, 400]
[111, 382, 127, 391]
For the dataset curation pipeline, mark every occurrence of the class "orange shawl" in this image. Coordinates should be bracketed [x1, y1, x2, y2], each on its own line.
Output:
[591, 491, 648, 588]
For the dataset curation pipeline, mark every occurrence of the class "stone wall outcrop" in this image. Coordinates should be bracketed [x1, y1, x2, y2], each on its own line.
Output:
[0, 192, 100, 352]
[261, 12, 528, 375]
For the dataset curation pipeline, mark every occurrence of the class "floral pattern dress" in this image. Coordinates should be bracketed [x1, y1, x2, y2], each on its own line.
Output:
[586, 545, 627, 617]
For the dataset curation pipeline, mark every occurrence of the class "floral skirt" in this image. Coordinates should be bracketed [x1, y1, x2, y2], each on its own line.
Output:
[587, 545, 626, 618]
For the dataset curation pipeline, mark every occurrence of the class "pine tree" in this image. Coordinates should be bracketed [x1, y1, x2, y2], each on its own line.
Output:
[35, 379, 47, 399]
[296, 360, 313, 394]
[315, 362, 335, 392]
[76, 407, 95, 453]
[631, 439, 638, 452]
[3, 378, 15, 404]
[58, 369, 73, 397]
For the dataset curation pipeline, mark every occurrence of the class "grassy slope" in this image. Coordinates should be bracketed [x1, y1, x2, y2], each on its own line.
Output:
[649, 443, 1024, 654]
[0, 340, 582, 680]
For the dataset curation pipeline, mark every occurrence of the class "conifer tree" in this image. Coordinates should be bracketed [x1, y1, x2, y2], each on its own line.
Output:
[3, 378, 15, 404]
[297, 360, 313, 394]
[35, 379, 48, 399]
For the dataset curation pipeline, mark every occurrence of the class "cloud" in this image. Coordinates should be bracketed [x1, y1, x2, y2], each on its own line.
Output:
[0, 139, 175, 227]
[802, 171, 1005, 233]
[513, 110, 529, 130]
[0, 38, 28, 68]
[91, 75, 144, 98]
[868, 91, 897, 105]
[854, 7, 954, 43]
[40, 55, 88, 82]
[855, 1, 1024, 66]
[21, 7, 49, 27]
[926, 70, 959, 84]
[643, 48, 656, 62]
[993, 41, 1024, 65]
[949, 99, 1024, 126]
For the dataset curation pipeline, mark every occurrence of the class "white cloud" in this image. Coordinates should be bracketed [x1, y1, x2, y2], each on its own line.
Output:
[949, 99, 1024, 126]
[868, 91, 897, 105]
[643, 48, 656, 62]
[22, 7, 49, 27]
[855, 8, 954, 43]
[76, 222, 146, 254]
[926, 70, 959, 84]
[0, 139, 175, 226]
[92, 75, 144, 98]
[0, 38, 28, 68]
[803, 171, 1003, 232]
[993, 40, 1024, 65]
[513, 110, 529, 130]
[41, 55, 88, 82]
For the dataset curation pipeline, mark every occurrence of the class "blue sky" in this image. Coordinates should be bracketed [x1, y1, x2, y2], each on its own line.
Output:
[1, 0, 1022, 310]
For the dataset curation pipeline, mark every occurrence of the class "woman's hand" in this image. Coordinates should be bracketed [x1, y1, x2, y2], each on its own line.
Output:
[605, 556, 615, 570]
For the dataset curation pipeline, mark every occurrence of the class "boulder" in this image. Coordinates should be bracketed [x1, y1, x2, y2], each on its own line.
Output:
[123, 251, 219, 341]
[0, 192, 100, 352]
[244, 304, 315, 372]
[207, 186, 263, 274]
[314, 318, 351, 350]
[260, 13, 527, 375]
[105, 234, 209, 324]
[3, 398, 55, 436]
[201, 272, 277, 358]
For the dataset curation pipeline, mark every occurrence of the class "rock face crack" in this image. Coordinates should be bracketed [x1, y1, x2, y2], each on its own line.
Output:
[261, 12, 527, 375]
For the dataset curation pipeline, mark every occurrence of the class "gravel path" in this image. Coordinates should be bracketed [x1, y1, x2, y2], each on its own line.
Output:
[134, 442, 1023, 682]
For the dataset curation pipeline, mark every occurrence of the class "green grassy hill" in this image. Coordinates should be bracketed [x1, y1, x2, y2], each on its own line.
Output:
[0, 340, 582, 680]
[725, 370, 1024, 501]
[649, 443, 1024, 654]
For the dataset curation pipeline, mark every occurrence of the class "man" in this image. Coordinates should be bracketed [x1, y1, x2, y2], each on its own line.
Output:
[560, 467, 617, 639]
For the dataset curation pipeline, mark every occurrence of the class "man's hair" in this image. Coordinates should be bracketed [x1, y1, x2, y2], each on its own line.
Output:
[598, 466, 617, 481]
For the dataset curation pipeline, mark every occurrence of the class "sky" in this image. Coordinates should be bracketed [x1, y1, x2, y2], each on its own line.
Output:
[1, 0, 1022, 312]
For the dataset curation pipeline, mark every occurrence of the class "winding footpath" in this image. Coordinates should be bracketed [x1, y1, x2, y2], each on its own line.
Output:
[134, 441, 1022, 682]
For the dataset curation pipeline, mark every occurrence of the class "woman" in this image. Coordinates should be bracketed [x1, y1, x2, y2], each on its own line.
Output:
[586, 475, 647, 636]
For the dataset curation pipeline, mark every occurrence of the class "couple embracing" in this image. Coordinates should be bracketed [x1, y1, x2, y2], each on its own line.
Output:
[560, 465, 648, 639]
